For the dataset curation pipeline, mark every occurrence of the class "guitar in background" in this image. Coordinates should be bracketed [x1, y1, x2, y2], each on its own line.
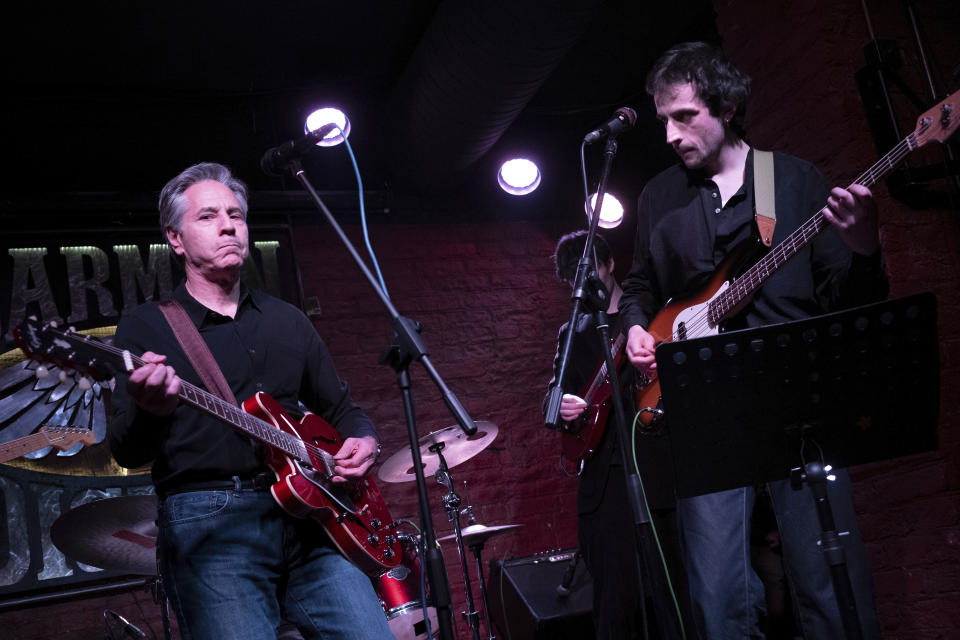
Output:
[0, 425, 95, 464]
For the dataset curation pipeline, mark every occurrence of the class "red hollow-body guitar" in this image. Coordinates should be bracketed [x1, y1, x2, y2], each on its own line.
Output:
[635, 93, 960, 426]
[14, 318, 401, 576]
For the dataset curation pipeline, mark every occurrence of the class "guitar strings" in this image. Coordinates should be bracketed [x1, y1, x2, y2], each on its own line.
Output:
[57, 332, 340, 475]
[660, 134, 916, 344]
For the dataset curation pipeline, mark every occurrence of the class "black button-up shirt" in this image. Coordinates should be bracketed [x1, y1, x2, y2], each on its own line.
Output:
[621, 150, 888, 332]
[109, 283, 377, 495]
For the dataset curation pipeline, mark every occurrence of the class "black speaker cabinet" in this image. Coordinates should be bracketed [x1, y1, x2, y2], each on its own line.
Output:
[487, 548, 594, 640]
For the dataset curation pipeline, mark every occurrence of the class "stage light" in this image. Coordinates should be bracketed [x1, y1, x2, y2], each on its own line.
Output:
[586, 192, 624, 228]
[498, 158, 541, 195]
[304, 108, 351, 147]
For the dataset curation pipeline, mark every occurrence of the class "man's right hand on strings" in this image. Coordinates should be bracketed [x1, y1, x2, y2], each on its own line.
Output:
[626, 325, 657, 376]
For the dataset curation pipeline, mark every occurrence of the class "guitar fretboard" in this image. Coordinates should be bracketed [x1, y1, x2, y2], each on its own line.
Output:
[707, 133, 917, 326]
[46, 330, 337, 477]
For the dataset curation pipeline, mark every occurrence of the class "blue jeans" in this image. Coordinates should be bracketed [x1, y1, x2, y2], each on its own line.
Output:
[158, 484, 393, 640]
[679, 470, 882, 640]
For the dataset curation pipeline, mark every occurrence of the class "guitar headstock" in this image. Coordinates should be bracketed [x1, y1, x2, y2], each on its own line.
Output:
[13, 316, 119, 382]
[915, 93, 959, 147]
[38, 425, 97, 450]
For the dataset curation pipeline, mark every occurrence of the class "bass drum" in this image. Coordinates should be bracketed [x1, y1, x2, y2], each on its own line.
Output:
[373, 541, 439, 639]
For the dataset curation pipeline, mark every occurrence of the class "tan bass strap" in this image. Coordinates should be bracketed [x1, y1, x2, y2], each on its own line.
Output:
[753, 149, 776, 247]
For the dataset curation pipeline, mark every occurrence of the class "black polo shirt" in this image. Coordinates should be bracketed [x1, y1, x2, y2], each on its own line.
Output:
[108, 283, 377, 495]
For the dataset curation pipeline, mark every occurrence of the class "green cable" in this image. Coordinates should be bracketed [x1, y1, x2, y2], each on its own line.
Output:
[631, 409, 687, 640]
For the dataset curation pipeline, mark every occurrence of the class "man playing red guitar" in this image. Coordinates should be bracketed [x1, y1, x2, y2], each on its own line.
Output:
[108, 163, 393, 640]
[620, 43, 887, 639]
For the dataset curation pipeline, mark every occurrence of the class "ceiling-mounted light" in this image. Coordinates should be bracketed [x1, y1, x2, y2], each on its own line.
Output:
[586, 192, 624, 229]
[304, 107, 351, 147]
[498, 158, 541, 195]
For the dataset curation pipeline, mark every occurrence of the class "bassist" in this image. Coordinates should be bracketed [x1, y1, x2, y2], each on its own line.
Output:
[621, 42, 887, 639]
[108, 163, 393, 640]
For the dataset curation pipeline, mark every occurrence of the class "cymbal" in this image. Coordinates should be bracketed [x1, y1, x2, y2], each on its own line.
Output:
[437, 523, 522, 546]
[378, 421, 498, 484]
[51, 495, 158, 575]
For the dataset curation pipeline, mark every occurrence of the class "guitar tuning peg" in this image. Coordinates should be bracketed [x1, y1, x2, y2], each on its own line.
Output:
[58, 370, 71, 384]
[68, 325, 77, 333]
[27, 315, 38, 321]
[77, 376, 92, 390]
[36, 365, 50, 379]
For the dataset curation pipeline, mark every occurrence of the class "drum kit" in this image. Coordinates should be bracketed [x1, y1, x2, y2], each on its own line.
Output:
[50, 420, 515, 640]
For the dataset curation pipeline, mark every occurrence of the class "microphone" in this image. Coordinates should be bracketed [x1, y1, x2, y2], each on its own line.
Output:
[260, 123, 339, 176]
[555, 550, 581, 597]
[105, 609, 147, 639]
[583, 107, 637, 144]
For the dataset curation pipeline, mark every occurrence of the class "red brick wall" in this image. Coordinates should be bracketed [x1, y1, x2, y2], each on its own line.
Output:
[716, 1, 960, 638]
[293, 219, 581, 635]
[3, 2, 958, 638]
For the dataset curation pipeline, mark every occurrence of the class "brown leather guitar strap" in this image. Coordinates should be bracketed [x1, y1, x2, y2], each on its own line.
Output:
[753, 149, 777, 247]
[157, 299, 237, 406]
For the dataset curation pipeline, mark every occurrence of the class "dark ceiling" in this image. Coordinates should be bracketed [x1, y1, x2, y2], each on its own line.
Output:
[2, 1, 720, 221]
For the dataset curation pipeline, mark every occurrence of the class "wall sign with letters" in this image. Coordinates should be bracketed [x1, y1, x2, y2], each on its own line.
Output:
[0, 222, 301, 599]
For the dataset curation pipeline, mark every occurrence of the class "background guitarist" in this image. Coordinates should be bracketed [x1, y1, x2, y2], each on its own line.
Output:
[108, 163, 393, 640]
[545, 230, 688, 639]
[620, 42, 888, 639]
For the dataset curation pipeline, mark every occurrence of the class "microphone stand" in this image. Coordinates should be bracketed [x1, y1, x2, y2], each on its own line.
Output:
[545, 137, 682, 638]
[286, 158, 475, 640]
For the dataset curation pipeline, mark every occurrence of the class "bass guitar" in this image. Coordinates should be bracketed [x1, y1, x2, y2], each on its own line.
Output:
[0, 425, 95, 464]
[13, 317, 401, 576]
[635, 92, 959, 426]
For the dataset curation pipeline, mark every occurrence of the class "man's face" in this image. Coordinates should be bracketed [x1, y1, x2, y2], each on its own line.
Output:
[167, 179, 249, 280]
[654, 82, 730, 171]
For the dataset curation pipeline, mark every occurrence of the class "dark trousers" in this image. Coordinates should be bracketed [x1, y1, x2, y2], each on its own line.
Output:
[579, 463, 692, 639]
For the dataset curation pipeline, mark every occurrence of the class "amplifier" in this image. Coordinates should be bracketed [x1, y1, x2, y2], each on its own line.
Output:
[487, 548, 594, 640]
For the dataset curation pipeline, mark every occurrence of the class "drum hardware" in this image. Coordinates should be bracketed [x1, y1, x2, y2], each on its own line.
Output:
[431, 441, 484, 640]
[378, 424, 503, 639]
[377, 422, 499, 484]
[374, 519, 439, 640]
[51, 495, 159, 576]
[51, 495, 173, 640]
[437, 514, 523, 640]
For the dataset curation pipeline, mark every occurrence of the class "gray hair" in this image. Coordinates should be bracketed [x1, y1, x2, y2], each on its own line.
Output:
[158, 162, 249, 242]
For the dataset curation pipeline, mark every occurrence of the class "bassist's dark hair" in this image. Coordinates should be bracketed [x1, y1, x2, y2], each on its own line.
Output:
[646, 41, 751, 140]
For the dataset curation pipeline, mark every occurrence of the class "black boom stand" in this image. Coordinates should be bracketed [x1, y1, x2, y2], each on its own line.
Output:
[655, 292, 939, 640]
[544, 138, 685, 639]
[287, 158, 477, 640]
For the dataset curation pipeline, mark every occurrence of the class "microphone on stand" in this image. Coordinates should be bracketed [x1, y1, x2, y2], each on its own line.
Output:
[260, 123, 339, 176]
[583, 107, 638, 144]
[556, 550, 582, 597]
[105, 609, 148, 639]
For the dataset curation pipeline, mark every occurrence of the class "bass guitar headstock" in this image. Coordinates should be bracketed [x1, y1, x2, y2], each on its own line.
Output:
[915, 93, 959, 147]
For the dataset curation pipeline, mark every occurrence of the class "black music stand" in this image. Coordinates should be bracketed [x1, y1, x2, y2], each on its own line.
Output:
[655, 292, 939, 640]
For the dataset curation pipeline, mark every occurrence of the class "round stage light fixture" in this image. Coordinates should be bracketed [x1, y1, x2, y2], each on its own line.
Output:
[304, 108, 351, 147]
[498, 158, 541, 195]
